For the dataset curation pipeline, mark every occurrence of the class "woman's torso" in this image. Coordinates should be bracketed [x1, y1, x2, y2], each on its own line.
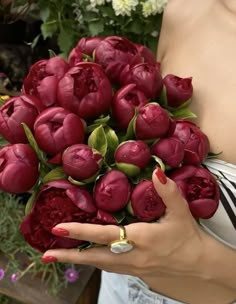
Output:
[142, 1, 236, 303]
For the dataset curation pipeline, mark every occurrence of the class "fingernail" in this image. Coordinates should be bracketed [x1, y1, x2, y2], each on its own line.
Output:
[155, 167, 167, 184]
[51, 227, 69, 236]
[41, 256, 57, 263]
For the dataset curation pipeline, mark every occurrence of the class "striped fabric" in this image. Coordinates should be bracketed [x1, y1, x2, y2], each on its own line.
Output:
[200, 159, 236, 249]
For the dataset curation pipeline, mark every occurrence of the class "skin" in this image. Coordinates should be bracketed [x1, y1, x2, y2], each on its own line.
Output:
[42, 1, 236, 303]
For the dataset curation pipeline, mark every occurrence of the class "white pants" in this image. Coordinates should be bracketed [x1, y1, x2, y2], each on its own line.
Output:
[97, 272, 184, 304]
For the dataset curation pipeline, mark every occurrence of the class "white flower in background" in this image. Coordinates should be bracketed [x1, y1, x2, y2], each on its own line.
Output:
[112, 0, 139, 16]
[142, 0, 168, 17]
[89, 0, 106, 7]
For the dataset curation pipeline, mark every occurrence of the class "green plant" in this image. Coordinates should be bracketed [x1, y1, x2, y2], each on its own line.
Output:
[35, 0, 167, 56]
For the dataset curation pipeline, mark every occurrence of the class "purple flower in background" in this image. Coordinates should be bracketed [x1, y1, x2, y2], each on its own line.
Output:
[64, 268, 79, 283]
[0, 268, 5, 280]
[11, 273, 19, 282]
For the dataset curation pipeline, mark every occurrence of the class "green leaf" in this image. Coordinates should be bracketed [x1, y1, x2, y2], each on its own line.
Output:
[40, 20, 58, 39]
[104, 126, 119, 152]
[88, 125, 108, 156]
[48, 49, 57, 58]
[25, 190, 38, 215]
[171, 108, 197, 119]
[88, 21, 104, 36]
[123, 109, 137, 141]
[21, 123, 47, 163]
[112, 209, 126, 224]
[152, 155, 166, 171]
[116, 162, 140, 177]
[68, 176, 86, 186]
[42, 167, 66, 183]
[86, 115, 110, 133]
[57, 26, 75, 56]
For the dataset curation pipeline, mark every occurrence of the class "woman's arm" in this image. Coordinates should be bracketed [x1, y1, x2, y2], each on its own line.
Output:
[199, 232, 236, 290]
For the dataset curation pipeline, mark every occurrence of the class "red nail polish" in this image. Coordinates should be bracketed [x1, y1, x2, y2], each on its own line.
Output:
[155, 167, 167, 184]
[41, 256, 57, 263]
[51, 227, 69, 236]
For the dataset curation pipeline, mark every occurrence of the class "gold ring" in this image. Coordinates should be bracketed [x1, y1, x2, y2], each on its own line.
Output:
[108, 226, 134, 254]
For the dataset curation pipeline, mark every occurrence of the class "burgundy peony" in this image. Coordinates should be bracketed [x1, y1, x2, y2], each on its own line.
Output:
[0, 144, 39, 193]
[172, 120, 210, 165]
[169, 165, 219, 219]
[135, 43, 157, 65]
[115, 140, 151, 175]
[120, 62, 163, 99]
[151, 137, 184, 168]
[34, 107, 85, 156]
[23, 57, 69, 108]
[20, 180, 97, 252]
[135, 103, 170, 140]
[0, 94, 40, 143]
[69, 36, 104, 66]
[111, 83, 147, 130]
[131, 180, 166, 221]
[57, 62, 113, 120]
[94, 170, 131, 212]
[163, 74, 193, 108]
[62, 144, 103, 181]
[94, 35, 141, 83]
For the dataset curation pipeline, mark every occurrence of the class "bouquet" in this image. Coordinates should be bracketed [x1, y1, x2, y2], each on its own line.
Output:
[0, 35, 219, 254]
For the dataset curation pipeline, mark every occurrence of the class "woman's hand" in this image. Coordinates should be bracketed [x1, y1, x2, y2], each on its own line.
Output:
[42, 168, 208, 279]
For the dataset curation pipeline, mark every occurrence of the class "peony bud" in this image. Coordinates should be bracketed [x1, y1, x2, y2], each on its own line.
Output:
[169, 165, 219, 219]
[23, 57, 69, 108]
[62, 144, 102, 181]
[163, 74, 193, 108]
[115, 140, 151, 176]
[94, 35, 141, 83]
[94, 170, 131, 212]
[151, 137, 184, 168]
[120, 62, 163, 99]
[0, 144, 39, 193]
[111, 83, 147, 130]
[34, 107, 85, 155]
[57, 62, 113, 120]
[0, 94, 40, 143]
[131, 180, 166, 221]
[135, 103, 170, 140]
[172, 120, 210, 165]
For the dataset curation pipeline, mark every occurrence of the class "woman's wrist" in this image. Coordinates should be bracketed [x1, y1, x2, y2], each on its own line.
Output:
[197, 230, 236, 291]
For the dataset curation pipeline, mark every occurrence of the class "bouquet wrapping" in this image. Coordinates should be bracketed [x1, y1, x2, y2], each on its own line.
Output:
[0, 35, 219, 253]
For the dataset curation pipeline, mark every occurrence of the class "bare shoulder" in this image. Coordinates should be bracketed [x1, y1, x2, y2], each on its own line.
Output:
[157, 0, 213, 60]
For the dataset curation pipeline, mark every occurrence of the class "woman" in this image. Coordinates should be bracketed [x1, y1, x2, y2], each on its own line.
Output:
[41, 1, 236, 303]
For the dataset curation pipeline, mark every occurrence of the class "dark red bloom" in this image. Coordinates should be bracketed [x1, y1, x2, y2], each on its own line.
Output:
[0, 94, 40, 143]
[169, 165, 219, 219]
[163, 74, 193, 108]
[172, 120, 210, 165]
[57, 62, 113, 120]
[20, 180, 97, 252]
[34, 107, 85, 155]
[23, 57, 69, 108]
[151, 137, 184, 168]
[62, 144, 102, 180]
[111, 83, 147, 130]
[0, 144, 39, 193]
[94, 170, 131, 212]
[131, 180, 166, 221]
[120, 62, 163, 99]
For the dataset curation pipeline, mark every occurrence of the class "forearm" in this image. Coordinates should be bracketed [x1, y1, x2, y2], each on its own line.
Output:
[199, 232, 236, 291]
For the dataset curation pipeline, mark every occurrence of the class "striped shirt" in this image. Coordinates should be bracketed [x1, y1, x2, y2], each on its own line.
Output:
[200, 159, 236, 249]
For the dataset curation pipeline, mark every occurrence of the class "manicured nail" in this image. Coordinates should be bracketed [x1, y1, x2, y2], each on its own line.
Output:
[155, 167, 167, 184]
[41, 256, 57, 263]
[51, 227, 69, 236]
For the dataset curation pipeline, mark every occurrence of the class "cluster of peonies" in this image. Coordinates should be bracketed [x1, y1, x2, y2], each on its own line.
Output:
[0, 36, 219, 253]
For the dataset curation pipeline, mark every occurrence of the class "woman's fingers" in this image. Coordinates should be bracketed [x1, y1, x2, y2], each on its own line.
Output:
[52, 223, 121, 244]
[152, 168, 189, 217]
